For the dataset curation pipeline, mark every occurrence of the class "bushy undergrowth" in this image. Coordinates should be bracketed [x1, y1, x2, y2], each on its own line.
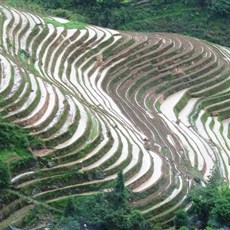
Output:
[0, 116, 41, 152]
[0, 120, 28, 150]
[0, 116, 42, 175]
[49, 172, 153, 230]
[175, 168, 230, 229]
[0, 159, 11, 189]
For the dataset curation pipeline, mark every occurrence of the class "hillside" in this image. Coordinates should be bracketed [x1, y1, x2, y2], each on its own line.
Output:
[0, 3, 230, 229]
[121, 1, 230, 47]
[5, 0, 230, 47]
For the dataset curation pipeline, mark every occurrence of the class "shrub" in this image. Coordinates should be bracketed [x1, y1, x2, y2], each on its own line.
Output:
[174, 209, 189, 229]
[64, 198, 77, 218]
[188, 168, 230, 228]
[0, 122, 29, 149]
[49, 8, 72, 19]
[50, 216, 80, 230]
[0, 117, 42, 151]
[208, 0, 230, 15]
[0, 160, 11, 189]
[10, 156, 37, 174]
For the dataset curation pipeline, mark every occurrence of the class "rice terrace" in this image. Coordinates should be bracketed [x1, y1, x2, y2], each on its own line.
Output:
[0, 0, 230, 229]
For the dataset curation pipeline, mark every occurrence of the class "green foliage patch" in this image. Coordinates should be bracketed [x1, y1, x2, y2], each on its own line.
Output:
[5, 0, 230, 47]
[45, 17, 85, 30]
[0, 160, 11, 189]
[0, 115, 42, 178]
[50, 172, 152, 230]
[188, 168, 230, 228]
[0, 119, 29, 150]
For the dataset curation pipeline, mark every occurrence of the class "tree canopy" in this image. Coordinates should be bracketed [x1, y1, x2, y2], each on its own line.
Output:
[51, 171, 152, 230]
[188, 168, 230, 228]
[0, 160, 11, 189]
[208, 0, 230, 15]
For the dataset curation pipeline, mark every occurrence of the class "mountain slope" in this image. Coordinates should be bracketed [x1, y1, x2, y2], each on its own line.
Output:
[0, 4, 230, 228]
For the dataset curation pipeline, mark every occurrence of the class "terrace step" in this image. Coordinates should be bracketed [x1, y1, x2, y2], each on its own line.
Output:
[0, 4, 229, 226]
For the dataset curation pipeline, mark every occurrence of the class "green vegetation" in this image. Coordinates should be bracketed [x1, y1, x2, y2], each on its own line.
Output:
[49, 172, 152, 230]
[45, 18, 85, 30]
[63, 198, 77, 218]
[176, 168, 230, 229]
[5, 0, 230, 47]
[0, 118, 29, 151]
[0, 116, 41, 175]
[51, 199, 81, 230]
[208, 0, 230, 15]
[174, 209, 189, 229]
[0, 159, 11, 189]
[163, 169, 230, 230]
[0, 1, 229, 229]
[0, 118, 40, 152]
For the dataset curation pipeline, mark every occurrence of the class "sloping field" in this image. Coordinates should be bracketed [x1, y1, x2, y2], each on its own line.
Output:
[0, 4, 230, 228]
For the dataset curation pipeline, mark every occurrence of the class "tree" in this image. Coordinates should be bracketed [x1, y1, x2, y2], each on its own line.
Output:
[188, 168, 230, 228]
[64, 198, 77, 217]
[113, 170, 128, 206]
[179, 227, 189, 230]
[174, 209, 189, 229]
[208, 0, 230, 15]
[74, 171, 152, 230]
[97, 0, 124, 7]
[0, 117, 42, 151]
[51, 199, 80, 230]
[207, 168, 223, 188]
[0, 122, 28, 150]
[51, 216, 80, 230]
[210, 185, 230, 226]
[197, 0, 207, 8]
[0, 160, 11, 189]
[68, 0, 96, 7]
[61, 217, 80, 230]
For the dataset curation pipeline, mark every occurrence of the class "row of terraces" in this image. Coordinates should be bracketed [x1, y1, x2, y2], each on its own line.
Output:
[0, 4, 229, 229]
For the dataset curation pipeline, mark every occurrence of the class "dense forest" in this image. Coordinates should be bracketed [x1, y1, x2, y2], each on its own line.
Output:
[6, 0, 230, 47]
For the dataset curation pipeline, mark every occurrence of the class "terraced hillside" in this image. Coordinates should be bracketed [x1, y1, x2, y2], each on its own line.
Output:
[0, 4, 230, 228]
